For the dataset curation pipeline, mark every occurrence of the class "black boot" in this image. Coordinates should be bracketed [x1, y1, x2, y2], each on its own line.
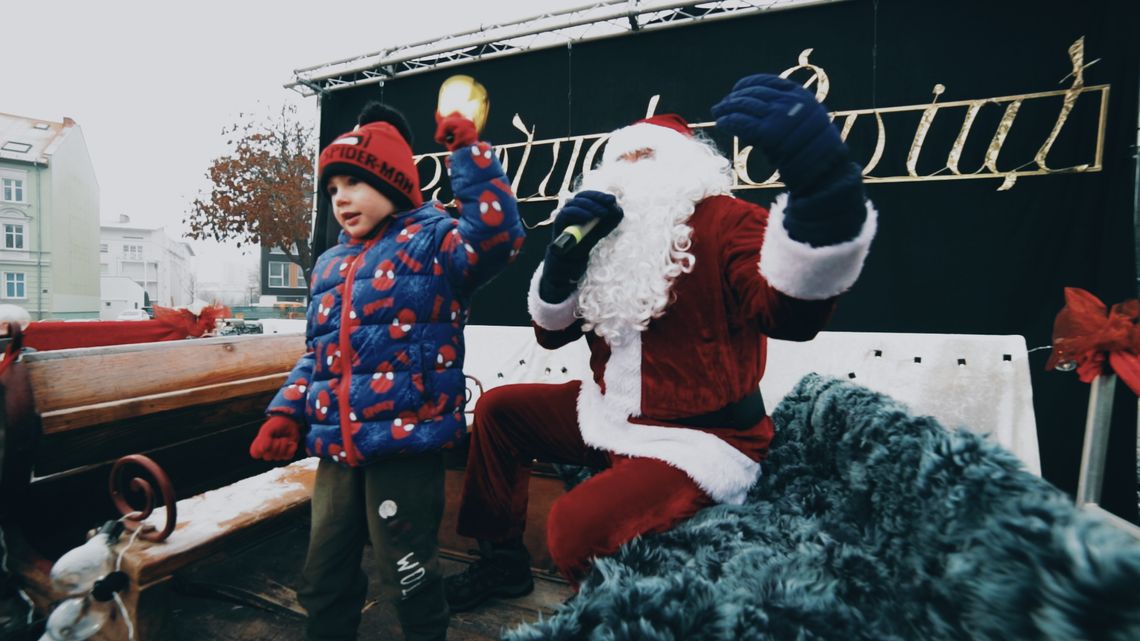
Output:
[395, 578, 449, 641]
[444, 540, 534, 612]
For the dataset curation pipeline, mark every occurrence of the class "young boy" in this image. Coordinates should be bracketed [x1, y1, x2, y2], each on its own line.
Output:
[250, 102, 524, 641]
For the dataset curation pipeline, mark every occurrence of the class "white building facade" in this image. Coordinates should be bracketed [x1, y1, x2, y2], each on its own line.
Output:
[100, 215, 196, 311]
[99, 275, 147, 320]
[1, 112, 101, 319]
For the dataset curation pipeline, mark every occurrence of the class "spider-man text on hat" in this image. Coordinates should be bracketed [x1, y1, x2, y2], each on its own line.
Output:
[319, 121, 424, 211]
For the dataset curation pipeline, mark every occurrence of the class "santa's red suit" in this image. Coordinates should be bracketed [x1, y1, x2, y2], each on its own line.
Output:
[455, 115, 876, 582]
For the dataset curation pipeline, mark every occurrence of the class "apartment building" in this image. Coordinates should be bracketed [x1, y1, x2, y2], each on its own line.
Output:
[0, 112, 100, 318]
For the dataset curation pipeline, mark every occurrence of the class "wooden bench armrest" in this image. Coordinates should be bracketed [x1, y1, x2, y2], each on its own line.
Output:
[117, 458, 318, 588]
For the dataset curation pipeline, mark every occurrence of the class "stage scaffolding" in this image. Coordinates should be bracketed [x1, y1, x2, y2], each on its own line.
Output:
[286, 0, 848, 96]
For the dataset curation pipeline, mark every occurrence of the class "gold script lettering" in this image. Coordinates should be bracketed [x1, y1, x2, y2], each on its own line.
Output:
[907, 84, 946, 177]
[1035, 37, 1095, 172]
[411, 37, 1108, 200]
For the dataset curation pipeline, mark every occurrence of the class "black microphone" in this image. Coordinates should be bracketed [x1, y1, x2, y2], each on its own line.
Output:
[550, 218, 601, 256]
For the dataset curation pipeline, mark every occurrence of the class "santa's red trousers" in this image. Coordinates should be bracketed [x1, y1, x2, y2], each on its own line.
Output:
[455, 380, 772, 583]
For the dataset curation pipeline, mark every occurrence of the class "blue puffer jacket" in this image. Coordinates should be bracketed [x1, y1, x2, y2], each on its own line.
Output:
[266, 141, 524, 465]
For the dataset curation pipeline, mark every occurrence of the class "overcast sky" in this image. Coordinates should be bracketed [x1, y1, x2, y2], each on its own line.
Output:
[1, 0, 585, 280]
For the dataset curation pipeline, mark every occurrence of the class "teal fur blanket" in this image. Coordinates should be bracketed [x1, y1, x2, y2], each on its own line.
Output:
[506, 374, 1140, 641]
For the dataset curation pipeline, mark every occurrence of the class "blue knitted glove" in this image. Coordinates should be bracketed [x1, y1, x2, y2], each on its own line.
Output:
[713, 74, 866, 247]
[711, 74, 848, 194]
[539, 191, 624, 303]
[782, 160, 867, 247]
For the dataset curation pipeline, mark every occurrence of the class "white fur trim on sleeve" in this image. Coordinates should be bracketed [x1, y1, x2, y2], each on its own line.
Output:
[527, 263, 580, 331]
[758, 193, 878, 300]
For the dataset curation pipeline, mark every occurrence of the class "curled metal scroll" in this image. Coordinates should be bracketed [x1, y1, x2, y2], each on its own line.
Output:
[109, 454, 177, 542]
[464, 375, 485, 406]
[463, 375, 486, 428]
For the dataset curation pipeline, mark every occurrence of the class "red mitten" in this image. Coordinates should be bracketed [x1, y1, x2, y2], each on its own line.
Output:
[250, 415, 303, 461]
[434, 112, 478, 152]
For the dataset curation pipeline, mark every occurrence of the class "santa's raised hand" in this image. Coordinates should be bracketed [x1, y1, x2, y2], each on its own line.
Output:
[712, 74, 850, 193]
[713, 73, 866, 248]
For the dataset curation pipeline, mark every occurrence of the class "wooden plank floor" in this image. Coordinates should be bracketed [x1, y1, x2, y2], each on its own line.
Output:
[158, 519, 572, 641]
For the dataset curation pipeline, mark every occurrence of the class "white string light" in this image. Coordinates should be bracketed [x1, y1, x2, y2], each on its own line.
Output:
[112, 592, 135, 641]
[114, 524, 143, 573]
[109, 521, 143, 641]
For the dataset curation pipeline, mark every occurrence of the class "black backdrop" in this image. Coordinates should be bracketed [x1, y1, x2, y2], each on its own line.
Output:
[314, 0, 1140, 520]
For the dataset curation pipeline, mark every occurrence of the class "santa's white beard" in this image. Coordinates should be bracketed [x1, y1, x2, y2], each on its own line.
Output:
[573, 133, 733, 344]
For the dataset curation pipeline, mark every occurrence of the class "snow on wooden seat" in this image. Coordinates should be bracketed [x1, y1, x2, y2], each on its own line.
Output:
[120, 457, 319, 588]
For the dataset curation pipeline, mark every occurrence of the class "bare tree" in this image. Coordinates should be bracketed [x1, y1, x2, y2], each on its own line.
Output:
[247, 267, 262, 306]
[183, 271, 197, 304]
[185, 104, 315, 284]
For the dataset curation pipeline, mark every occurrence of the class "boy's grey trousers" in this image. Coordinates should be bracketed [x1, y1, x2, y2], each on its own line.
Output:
[298, 453, 448, 641]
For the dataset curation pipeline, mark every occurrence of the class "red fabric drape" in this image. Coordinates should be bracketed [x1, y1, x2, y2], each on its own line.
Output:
[1047, 287, 1140, 395]
[18, 304, 230, 352]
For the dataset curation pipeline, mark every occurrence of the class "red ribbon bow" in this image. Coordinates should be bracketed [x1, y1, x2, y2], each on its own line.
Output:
[1046, 287, 1140, 395]
[153, 303, 232, 338]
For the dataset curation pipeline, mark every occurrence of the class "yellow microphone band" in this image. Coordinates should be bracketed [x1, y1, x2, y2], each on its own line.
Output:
[562, 226, 587, 242]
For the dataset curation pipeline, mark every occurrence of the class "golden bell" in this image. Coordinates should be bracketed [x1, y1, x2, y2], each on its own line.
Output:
[436, 75, 489, 134]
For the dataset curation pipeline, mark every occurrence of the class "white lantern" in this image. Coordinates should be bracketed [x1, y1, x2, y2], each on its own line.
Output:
[49, 522, 122, 597]
[43, 595, 110, 641]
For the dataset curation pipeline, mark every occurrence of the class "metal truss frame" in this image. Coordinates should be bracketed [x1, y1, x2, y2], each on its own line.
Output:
[286, 0, 848, 96]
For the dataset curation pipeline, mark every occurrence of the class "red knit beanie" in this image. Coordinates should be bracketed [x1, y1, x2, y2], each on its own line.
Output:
[319, 103, 423, 211]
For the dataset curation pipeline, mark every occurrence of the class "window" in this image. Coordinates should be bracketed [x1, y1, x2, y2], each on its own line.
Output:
[2, 178, 23, 202]
[3, 223, 24, 249]
[268, 261, 288, 288]
[100, 243, 108, 253]
[123, 244, 143, 260]
[3, 272, 26, 299]
[268, 261, 306, 289]
[1, 142, 32, 154]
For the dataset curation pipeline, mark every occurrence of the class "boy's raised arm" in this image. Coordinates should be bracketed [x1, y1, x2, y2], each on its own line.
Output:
[433, 115, 525, 295]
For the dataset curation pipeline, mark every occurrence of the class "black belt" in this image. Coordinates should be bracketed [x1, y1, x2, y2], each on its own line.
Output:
[666, 389, 767, 430]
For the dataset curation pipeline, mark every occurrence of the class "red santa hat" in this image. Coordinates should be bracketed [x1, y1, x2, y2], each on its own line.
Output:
[602, 113, 695, 164]
[634, 113, 693, 137]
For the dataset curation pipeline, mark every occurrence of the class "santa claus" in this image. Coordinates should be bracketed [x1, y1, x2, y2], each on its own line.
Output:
[445, 74, 877, 611]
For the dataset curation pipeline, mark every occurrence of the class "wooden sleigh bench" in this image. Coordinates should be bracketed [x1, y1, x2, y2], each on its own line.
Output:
[0, 325, 577, 640]
[0, 328, 312, 640]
